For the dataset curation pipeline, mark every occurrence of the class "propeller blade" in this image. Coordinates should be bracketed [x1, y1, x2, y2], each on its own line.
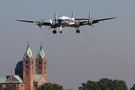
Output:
[59, 26, 63, 30]
[89, 11, 91, 20]
[54, 12, 57, 21]
[71, 11, 74, 19]
[49, 19, 53, 25]
[88, 11, 93, 25]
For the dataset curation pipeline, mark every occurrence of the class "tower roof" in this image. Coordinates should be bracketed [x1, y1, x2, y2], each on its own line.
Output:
[0, 75, 23, 84]
[36, 45, 47, 60]
[24, 44, 33, 58]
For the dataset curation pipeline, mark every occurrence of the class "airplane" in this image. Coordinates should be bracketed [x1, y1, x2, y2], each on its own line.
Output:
[17, 12, 117, 34]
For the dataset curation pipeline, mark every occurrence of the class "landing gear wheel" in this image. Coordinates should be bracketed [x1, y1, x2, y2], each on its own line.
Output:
[76, 29, 80, 33]
[59, 31, 62, 34]
[53, 30, 57, 34]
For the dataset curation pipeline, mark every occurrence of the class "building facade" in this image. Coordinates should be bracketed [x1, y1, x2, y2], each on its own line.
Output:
[0, 45, 48, 90]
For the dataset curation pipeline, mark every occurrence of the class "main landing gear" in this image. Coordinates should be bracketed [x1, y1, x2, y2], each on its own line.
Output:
[59, 31, 62, 34]
[53, 30, 57, 34]
[76, 29, 80, 33]
[53, 30, 63, 34]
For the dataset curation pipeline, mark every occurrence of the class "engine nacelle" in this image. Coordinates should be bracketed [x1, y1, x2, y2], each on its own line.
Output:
[75, 21, 80, 27]
[88, 19, 93, 25]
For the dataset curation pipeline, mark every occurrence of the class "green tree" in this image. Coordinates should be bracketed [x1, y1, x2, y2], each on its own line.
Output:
[4, 86, 16, 90]
[79, 78, 128, 90]
[38, 83, 64, 90]
[79, 81, 100, 90]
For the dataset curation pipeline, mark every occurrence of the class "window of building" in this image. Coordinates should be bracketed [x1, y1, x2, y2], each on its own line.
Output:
[25, 65, 29, 69]
[44, 66, 46, 69]
[25, 60, 29, 64]
[38, 61, 42, 64]
[31, 61, 34, 64]
[39, 66, 42, 69]
[13, 84, 16, 87]
[25, 71, 28, 74]
[38, 70, 42, 74]
[44, 61, 46, 65]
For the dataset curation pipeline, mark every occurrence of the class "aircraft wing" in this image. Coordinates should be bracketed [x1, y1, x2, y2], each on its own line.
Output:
[17, 19, 52, 26]
[75, 18, 89, 20]
[78, 17, 117, 26]
[92, 17, 117, 24]
[42, 22, 52, 26]
[16, 19, 35, 23]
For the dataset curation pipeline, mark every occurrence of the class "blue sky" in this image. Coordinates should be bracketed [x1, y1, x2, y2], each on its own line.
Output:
[0, 0, 135, 89]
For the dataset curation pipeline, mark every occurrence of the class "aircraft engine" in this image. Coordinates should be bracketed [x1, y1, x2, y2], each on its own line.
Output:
[35, 21, 42, 27]
[88, 12, 93, 26]
[88, 19, 93, 25]
[75, 21, 80, 27]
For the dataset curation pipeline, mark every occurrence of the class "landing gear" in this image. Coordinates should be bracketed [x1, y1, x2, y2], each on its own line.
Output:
[76, 29, 80, 33]
[53, 30, 57, 34]
[59, 31, 62, 34]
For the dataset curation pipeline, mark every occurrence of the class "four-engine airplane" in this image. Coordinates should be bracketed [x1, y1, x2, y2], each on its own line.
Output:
[17, 12, 117, 34]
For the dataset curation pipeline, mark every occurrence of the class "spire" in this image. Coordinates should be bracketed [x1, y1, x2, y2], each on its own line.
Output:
[36, 44, 47, 60]
[24, 44, 33, 58]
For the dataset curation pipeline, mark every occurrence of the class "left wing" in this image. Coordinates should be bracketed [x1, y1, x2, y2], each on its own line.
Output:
[92, 17, 117, 24]
[76, 17, 117, 26]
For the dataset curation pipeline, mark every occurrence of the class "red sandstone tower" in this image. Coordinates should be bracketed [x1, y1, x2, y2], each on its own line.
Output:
[23, 44, 34, 90]
[36, 45, 48, 83]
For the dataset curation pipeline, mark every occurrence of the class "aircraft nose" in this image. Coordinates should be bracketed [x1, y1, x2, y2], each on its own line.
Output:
[58, 19, 64, 24]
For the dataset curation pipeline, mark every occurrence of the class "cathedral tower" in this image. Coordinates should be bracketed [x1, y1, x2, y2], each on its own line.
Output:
[23, 44, 34, 90]
[36, 45, 48, 83]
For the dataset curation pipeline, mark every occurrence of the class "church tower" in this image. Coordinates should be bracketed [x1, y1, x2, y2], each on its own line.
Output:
[23, 44, 34, 90]
[36, 45, 48, 83]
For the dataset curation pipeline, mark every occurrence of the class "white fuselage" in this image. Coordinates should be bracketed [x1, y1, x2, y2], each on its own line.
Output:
[58, 16, 75, 26]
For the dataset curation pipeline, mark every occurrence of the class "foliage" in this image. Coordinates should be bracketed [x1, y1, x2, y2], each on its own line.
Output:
[38, 82, 64, 90]
[79, 78, 128, 90]
[0, 87, 16, 90]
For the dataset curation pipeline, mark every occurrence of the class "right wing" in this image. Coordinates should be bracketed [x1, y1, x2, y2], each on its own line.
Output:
[17, 19, 52, 26]
[16, 19, 35, 23]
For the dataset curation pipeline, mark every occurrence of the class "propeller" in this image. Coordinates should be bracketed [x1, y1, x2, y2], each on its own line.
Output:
[49, 13, 58, 25]
[54, 12, 57, 21]
[50, 12, 58, 30]
[49, 19, 53, 25]
[88, 12, 94, 26]
[59, 25, 63, 30]
[54, 12, 57, 25]
[71, 11, 74, 19]
[35, 20, 44, 29]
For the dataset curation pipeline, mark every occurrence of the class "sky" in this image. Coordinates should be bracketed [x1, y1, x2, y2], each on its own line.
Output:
[0, 0, 135, 89]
